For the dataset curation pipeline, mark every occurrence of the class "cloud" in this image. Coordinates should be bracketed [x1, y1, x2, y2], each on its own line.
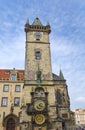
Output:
[50, 35, 85, 110]
[0, 0, 85, 110]
[75, 97, 85, 102]
[0, 33, 25, 69]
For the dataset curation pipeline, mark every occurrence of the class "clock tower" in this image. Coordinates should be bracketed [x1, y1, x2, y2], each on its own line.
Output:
[24, 17, 52, 80]
[20, 18, 75, 130]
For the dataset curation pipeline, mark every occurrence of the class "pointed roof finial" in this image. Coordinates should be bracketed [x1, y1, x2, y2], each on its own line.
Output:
[26, 18, 29, 24]
[46, 20, 50, 26]
[59, 69, 64, 80]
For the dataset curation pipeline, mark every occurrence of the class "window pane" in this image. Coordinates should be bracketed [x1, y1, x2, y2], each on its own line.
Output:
[11, 74, 17, 80]
[2, 98, 8, 106]
[14, 98, 20, 106]
[35, 51, 41, 60]
[15, 85, 21, 92]
[62, 113, 68, 118]
[3, 85, 9, 92]
[56, 91, 62, 105]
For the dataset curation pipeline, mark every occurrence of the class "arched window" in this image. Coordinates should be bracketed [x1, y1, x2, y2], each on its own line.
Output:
[6, 118, 15, 130]
[56, 90, 62, 105]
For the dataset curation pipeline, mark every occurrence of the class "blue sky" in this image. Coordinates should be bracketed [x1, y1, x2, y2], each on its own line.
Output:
[0, 0, 85, 110]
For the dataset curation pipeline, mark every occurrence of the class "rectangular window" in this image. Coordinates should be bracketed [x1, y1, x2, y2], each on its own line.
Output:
[35, 51, 41, 60]
[62, 113, 68, 118]
[15, 85, 21, 92]
[2, 97, 8, 106]
[14, 97, 20, 106]
[3, 85, 9, 92]
[11, 74, 17, 80]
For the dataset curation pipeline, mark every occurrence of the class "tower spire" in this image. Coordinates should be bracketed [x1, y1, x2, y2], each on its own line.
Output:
[59, 69, 64, 80]
[46, 20, 50, 26]
[26, 18, 29, 24]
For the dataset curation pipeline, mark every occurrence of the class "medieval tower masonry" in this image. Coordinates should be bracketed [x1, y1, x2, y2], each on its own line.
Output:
[20, 17, 75, 130]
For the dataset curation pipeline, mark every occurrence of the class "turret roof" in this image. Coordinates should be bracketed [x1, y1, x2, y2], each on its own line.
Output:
[59, 69, 65, 80]
[32, 17, 43, 26]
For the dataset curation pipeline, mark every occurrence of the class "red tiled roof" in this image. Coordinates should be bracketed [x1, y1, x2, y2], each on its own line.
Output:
[0, 69, 24, 80]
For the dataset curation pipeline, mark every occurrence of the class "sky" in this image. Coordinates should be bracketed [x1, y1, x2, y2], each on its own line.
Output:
[0, 0, 85, 110]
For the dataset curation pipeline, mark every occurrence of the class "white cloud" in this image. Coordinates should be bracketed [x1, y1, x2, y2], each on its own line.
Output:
[50, 36, 85, 110]
[0, 0, 85, 110]
[75, 97, 85, 102]
[0, 33, 25, 69]
[51, 36, 78, 56]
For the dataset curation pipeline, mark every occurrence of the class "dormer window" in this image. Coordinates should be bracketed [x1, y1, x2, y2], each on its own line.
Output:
[11, 74, 17, 80]
[35, 51, 41, 60]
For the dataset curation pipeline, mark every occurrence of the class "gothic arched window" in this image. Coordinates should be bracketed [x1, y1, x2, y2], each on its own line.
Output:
[56, 90, 62, 105]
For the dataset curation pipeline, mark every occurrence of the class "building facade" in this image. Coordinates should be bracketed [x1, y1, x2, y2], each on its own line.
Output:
[0, 18, 75, 130]
[75, 109, 85, 126]
[0, 69, 24, 130]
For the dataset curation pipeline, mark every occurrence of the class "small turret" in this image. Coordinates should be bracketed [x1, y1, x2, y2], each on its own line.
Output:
[46, 20, 50, 26]
[26, 18, 29, 24]
[59, 69, 65, 80]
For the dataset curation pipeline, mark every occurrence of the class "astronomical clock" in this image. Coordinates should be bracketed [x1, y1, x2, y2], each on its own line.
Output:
[26, 87, 48, 127]
[34, 100, 45, 111]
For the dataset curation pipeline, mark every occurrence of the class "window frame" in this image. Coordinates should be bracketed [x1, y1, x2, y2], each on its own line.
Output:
[15, 85, 21, 92]
[3, 85, 9, 92]
[11, 74, 17, 81]
[56, 90, 62, 105]
[1, 97, 8, 107]
[35, 51, 41, 60]
[62, 113, 68, 118]
[14, 97, 20, 107]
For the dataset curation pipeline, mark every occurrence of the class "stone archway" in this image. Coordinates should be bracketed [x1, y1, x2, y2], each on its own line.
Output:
[6, 118, 15, 130]
[3, 113, 19, 130]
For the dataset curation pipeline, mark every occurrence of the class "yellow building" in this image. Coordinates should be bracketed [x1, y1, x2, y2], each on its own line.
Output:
[0, 17, 75, 130]
[75, 109, 85, 126]
[0, 69, 24, 130]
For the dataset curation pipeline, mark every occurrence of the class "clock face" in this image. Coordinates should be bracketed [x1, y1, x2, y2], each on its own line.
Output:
[34, 32, 42, 39]
[35, 114, 45, 125]
[34, 100, 45, 111]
